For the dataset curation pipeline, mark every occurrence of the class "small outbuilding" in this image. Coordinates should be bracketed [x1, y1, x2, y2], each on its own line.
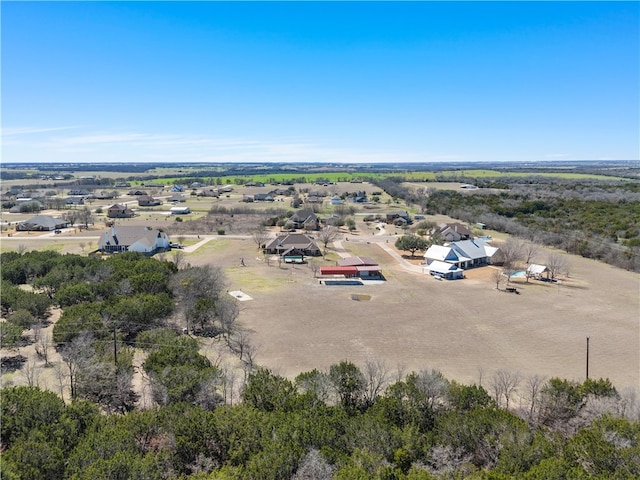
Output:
[526, 263, 548, 280]
[322, 256, 384, 279]
[170, 206, 191, 215]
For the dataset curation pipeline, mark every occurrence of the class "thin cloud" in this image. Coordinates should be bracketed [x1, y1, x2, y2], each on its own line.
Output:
[2, 126, 431, 164]
[2, 126, 81, 136]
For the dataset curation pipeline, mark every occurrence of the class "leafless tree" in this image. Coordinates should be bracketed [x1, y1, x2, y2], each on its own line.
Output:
[498, 237, 525, 271]
[490, 369, 521, 410]
[59, 332, 94, 400]
[618, 387, 640, 421]
[546, 252, 568, 279]
[292, 449, 334, 480]
[491, 268, 504, 290]
[416, 369, 450, 409]
[53, 363, 67, 400]
[171, 250, 188, 270]
[62, 210, 79, 227]
[362, 358, 390, 407]
[217, 296, 240, 340]
[522, 240, 540, 265]
[308, 260, 320, 278]
[393, 362, 407, 383]
[251, 225, 271, 250]
[19, 357, 41, 387]
[427, 445, 473, 476]
[228, 328, 259, 377]
[34, 329, 51, 367]
[77, 206, 94, 229]
[220, 366, 239, 406]
[316, 225, 339, 255]
[523, 374, 547, 421]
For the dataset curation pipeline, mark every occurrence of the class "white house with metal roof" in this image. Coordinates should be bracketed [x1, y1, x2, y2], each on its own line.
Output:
[424, 239, 499, 270]
[98, 226, 169, 255]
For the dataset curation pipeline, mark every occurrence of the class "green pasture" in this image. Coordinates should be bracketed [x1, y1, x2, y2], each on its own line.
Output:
[226, 265, 293, 292]
[188, 237, 231, 254]
[153, 168, 630, 185]
[5, 166, 631, 191]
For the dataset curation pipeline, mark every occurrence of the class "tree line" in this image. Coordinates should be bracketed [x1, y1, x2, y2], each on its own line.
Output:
[1, 367, 638, 479]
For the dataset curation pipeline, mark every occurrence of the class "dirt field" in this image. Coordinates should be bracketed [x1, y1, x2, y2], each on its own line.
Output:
[2, 205, 639, 394]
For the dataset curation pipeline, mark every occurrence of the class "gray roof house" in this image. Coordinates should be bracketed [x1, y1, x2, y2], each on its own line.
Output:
[423, 239, 499, 269]
[263, 233, 321, 257]
[287, 210, 320, 231]
[98, 226, 169, 255]
[107, 204, 135, 218]
[438, 223, 473, 242]
[17, 215, 68, 231]
[386, 211, 411, 224]
[137, 195, 162, 207]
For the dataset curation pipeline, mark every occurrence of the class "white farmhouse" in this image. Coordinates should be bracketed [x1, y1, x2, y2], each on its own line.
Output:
[98, 226, 169, 255]
[424, 239, 499, 270]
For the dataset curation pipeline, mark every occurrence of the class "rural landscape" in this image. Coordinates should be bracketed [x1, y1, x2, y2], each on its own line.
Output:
[1, 161, 639, 479]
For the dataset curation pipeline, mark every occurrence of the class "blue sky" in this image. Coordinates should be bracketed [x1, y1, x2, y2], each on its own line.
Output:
[2, 1, 638, 164]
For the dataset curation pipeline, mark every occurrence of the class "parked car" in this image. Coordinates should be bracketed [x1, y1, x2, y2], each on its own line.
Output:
[54, 229, 62, 234]
[170, 242, 183, 249]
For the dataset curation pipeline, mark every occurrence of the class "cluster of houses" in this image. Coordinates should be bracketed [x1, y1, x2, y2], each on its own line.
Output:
[10, 210, 550, 285]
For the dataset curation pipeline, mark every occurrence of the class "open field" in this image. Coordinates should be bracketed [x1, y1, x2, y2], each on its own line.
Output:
[214, 237, 639, 390]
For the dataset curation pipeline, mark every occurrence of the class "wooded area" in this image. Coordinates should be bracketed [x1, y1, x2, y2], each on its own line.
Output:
[372, 176, 640, 272]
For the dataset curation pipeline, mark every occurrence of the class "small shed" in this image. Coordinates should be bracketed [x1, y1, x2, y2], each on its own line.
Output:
[527, 263, 548, 279]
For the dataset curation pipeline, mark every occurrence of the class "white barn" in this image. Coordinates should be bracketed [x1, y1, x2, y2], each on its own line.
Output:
[170, 206, 191, 215]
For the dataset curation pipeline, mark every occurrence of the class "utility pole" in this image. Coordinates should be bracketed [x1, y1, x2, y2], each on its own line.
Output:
[586, 336, 590, 380]
[113, 324, 118, 368]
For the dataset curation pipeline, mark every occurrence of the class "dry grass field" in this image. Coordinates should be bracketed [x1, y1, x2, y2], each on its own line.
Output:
[212, 237, 639, 391]
[1, 184, 638, 394]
